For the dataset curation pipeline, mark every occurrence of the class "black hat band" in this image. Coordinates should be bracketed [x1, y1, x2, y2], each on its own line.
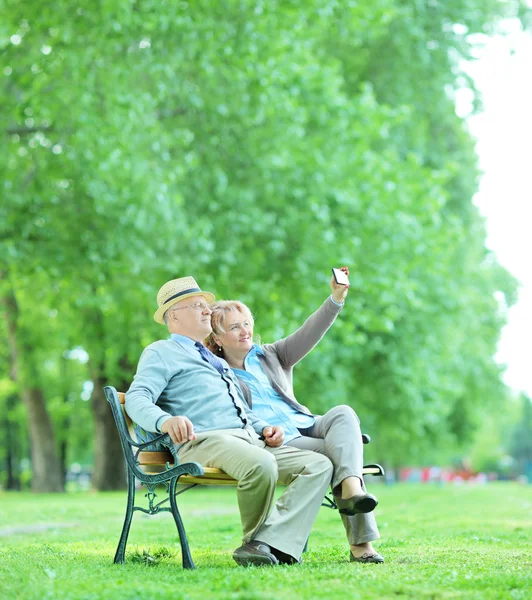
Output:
[164, 287, 202, 305]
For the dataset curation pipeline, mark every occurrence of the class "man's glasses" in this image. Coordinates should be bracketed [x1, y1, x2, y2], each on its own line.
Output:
[170, 302, 210, 312]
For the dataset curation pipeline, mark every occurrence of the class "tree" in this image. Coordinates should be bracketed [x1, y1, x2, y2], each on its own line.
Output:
[1, 0, 526, 483]
[509, 394, 532, 472]
[0, 272, 64, 491]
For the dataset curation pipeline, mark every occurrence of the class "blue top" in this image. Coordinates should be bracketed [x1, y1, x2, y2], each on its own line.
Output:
[125, 334, 270, 450]
[233, 345, 315, 443]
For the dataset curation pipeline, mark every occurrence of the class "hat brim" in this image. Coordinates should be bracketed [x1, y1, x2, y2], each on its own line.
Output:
[154, 291, 215, 324]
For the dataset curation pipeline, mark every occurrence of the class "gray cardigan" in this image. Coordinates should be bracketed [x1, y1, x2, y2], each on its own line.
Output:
[236, 296, 343, 414]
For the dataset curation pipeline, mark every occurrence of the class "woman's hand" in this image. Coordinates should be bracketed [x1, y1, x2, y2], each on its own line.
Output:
[330, 266, 350, 304]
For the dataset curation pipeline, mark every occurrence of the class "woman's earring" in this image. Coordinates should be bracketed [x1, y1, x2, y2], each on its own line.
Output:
[218, 346, 222, 353]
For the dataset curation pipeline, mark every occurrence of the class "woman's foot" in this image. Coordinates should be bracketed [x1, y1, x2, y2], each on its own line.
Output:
[350, 542, 384, 564]
[338, 476, 378, 515]
[341, 476, 364, 499]
[337, 492, 378, 515]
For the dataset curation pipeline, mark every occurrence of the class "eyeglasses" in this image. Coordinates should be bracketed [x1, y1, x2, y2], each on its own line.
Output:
[170, 302, 210, 312]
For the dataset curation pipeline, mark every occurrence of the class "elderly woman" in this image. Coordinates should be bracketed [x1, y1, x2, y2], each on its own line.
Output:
[205, 268, 384, 564]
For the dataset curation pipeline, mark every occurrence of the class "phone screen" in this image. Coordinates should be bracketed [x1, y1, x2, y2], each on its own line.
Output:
[332, 268, 349, 285]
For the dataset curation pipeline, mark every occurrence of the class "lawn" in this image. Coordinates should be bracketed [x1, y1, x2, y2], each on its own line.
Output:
[0, 483, 530, 599]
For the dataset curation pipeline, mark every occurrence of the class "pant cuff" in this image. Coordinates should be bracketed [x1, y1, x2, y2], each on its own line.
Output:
[349, 533, 380, 545]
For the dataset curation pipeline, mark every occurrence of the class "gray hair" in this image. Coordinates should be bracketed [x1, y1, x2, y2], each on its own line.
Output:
[163, 301, 182, 326]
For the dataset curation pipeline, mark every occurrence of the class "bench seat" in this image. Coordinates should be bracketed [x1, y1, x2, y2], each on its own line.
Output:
[122, 392, 384, 483]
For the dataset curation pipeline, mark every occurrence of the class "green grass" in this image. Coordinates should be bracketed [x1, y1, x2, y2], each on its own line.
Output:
[0, 483, 530, 599]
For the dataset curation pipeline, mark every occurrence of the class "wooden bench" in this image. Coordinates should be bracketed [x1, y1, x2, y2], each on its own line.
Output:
[104, 385, 385, 569]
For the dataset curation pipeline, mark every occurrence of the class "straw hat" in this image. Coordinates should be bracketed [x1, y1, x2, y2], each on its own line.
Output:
[154, 276, 215, 324]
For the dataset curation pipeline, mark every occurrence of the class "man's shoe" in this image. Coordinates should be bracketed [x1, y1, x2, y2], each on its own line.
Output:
[350, 550, 385, 564]
[270, 547, 302, 565]
[337, 493, 378, 516]
[233, 541, 279, 566]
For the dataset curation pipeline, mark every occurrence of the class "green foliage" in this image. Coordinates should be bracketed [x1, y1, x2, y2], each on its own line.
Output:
[468, 414, 512, 474]
[1, 0, 527, 474]
[509, 393, 532, 464]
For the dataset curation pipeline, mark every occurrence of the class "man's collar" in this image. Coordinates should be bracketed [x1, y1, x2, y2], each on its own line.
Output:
[170, 333, 197, 347]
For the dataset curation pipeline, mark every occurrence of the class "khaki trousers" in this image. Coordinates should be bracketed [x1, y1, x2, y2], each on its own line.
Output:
[288, 405, 380, 545]
[177, 427, 333, 560]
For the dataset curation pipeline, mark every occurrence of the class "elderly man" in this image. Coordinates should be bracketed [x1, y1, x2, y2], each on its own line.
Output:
[126, 276, 333, 566]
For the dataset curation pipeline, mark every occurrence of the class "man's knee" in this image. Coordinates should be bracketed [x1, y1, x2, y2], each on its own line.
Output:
[245, 450, 278, 486]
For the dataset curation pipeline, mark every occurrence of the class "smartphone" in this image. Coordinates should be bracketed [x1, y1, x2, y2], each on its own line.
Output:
[332, 268, 349, 286]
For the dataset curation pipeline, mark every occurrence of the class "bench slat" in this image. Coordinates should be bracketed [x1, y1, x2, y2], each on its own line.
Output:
[178, 476, 239, 486]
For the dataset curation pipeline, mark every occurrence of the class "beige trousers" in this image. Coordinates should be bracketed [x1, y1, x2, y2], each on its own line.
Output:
[177, 427, 333, 560]
[288, 405, 380, 545]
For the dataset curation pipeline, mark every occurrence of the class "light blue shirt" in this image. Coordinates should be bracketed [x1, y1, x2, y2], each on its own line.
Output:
[233, 345, 315, 443]
[329, 295, 344, 307]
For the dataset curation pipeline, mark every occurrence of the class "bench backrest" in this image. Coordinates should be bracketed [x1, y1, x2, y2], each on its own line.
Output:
[116, 391, 175, 471]
[116, 391, 138, 440]
[104, 386, 175, 477]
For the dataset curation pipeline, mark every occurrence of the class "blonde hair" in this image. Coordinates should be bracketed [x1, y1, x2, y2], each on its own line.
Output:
[205, 300, 254, 358]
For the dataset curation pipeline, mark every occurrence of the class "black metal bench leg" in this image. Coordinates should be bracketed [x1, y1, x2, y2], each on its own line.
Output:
[114, 468, 136, 564]
[169, 478, 196, 569]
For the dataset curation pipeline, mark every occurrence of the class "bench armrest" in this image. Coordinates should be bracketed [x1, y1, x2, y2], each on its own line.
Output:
[131, 432, 172, 450]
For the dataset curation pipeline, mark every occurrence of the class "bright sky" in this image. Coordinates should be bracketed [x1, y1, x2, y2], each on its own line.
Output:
[457, 19, 532, 398]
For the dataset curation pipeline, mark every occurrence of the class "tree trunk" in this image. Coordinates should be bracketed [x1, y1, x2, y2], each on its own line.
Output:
[83, 302, 126, 490]
[89, 376, 126, 490]
[4, 395, 21, 490]
[59, 353, 72, 482]
[23, 387, 65, 491]
[5, 444, 21, 490]
[1, 278, 64, 492]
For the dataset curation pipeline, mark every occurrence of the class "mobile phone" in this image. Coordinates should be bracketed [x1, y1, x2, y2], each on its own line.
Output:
[332, 268, 349, 286]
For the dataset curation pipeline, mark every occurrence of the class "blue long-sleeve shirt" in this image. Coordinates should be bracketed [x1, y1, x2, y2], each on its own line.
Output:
[125, 334, 270, 450]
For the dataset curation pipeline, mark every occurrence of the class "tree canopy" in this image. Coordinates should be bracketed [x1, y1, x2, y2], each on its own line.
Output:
[1, 0, 527, 488]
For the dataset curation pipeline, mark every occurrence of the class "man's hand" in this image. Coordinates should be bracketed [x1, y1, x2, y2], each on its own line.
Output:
[330, 265, 350, 304]
[161, 416, 197, 444]
[262, 426, 284, 447]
